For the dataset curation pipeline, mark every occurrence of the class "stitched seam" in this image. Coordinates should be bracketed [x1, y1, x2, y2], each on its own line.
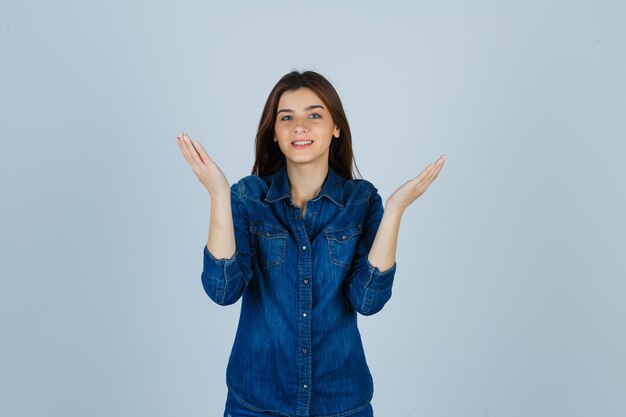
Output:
[225, 269, 242, 283]
[261, 238, 286, 269]
[249, 222, 287, 269]
[227, 387, 292, 417]
[205, 274, 228, 282]
[360, 288, 372, 314]
[360, 284, 391, 294]
[316, 398, 371, 417]
[325, 224, 363, 268]
[215, 278, 225, 304]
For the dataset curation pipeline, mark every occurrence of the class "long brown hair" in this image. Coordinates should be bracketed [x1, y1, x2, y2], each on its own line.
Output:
[251, 70, 362, 180]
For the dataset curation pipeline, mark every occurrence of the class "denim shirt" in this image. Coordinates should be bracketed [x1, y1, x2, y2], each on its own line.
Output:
[201, 164, 397, 417]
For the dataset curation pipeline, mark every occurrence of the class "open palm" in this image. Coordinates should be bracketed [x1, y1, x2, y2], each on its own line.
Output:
[386, 154, 446, 212]
[176, 131, 230, 195]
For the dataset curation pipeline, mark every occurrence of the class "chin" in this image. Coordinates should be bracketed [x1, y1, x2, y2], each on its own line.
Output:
[287, 154, 327, 165]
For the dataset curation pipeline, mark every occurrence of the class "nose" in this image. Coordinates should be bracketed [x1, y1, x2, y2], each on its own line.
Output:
[292, 116, 309, 133]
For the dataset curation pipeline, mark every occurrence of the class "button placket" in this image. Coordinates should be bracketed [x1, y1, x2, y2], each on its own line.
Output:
[292, 203, 313, 407]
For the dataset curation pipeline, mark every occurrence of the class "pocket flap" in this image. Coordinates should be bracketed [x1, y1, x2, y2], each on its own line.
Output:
[324, 224, 363, 242]
[249, 222, 288, 239]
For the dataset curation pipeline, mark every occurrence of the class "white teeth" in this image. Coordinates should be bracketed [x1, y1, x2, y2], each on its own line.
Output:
[293, 141, 312, 145]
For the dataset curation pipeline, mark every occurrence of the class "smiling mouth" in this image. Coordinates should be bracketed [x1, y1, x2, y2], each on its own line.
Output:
[291, 140, 314, 149]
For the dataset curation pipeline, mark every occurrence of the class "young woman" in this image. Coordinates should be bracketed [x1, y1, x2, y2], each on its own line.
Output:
[176, 70, 445, 417]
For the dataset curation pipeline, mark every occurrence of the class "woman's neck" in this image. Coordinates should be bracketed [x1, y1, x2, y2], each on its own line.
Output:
[286, 162, 328, 206]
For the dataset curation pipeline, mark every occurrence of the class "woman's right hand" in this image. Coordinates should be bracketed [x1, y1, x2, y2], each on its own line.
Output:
[176, 132, 230, 196]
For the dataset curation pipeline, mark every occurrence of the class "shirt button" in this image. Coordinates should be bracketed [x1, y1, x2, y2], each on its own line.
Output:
[303, 279, 308, 284]
[302, 245, 307, 250]
[303, 384, 308, 388]
[302, 312, 307, 317]
[302, 348, 307, 353]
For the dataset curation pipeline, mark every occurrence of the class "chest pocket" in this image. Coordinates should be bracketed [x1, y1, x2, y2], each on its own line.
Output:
[324, 224, 363, 268]
[249, 222, 288, 269]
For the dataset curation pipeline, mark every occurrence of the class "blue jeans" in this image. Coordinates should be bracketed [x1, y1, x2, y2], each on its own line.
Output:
[223, 390, 374, 417]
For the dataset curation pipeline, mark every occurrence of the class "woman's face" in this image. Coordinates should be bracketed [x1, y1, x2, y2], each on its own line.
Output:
[274, 87, 340, 168]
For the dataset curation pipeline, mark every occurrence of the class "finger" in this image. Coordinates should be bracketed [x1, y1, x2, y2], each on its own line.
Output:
[419, 160, 440, 186]
[176, 133, 186, 153]
[424, 157, 445, 185]
[414, 163, 434, 181]
[182, 133, 203, 167]
[177, 133, 191, 159]
[185, 133, 202, 157]
[178, 134, 193, 163]
[176, 136, 184, 155]
[180, 134, 202, 172]
[431, 155, 445, 176]
[423, 162, 438, 180]
[426, 155, 445, 175]
[426, 159, 442, 180]
[194, 140, 213, 164]
[429, 157, 444, 173]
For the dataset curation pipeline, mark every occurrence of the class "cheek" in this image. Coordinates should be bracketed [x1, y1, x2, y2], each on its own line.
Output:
[317, 121, 335, 133]
[273, 125, 288, 140]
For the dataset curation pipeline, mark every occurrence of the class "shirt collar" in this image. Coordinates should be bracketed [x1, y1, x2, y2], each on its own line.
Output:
[264, 164, 345, 208]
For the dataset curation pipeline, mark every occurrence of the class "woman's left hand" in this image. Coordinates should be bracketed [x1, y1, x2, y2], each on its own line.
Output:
[386, 154, 446, 213]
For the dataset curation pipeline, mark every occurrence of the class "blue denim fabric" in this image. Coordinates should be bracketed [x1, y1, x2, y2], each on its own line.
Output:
[224, 390, 374, 417]
[202, 164, 396, 417]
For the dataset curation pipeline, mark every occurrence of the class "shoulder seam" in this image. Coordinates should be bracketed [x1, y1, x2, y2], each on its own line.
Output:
[366, 182, 377, 209]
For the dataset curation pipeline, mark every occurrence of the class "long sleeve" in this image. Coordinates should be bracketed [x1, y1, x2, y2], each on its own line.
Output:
[344, 185, 397, 316]
[201, 182, 254, 306]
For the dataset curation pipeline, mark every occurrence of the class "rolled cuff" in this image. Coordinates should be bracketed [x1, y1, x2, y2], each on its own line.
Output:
[203, 245, 241, 282]
[359, 256, 397, 292]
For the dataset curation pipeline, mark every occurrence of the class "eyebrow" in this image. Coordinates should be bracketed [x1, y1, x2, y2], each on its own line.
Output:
[276, 104, 325, 115]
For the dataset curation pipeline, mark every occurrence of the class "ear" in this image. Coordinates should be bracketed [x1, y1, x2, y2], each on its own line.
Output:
[333, 127, 340, 138]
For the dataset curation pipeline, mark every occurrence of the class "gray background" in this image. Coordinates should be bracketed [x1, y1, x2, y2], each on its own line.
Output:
[1, 1, 625, 416]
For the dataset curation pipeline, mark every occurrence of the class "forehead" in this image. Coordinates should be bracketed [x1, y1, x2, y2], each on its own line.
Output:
[277, 87, 323, 108]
